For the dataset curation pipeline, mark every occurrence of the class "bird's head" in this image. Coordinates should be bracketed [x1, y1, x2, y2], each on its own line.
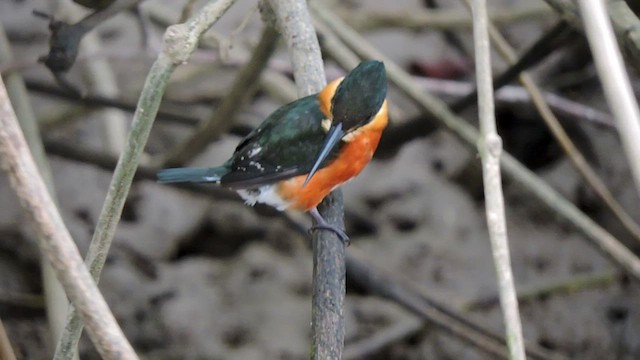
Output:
[304, 60, 387, 186]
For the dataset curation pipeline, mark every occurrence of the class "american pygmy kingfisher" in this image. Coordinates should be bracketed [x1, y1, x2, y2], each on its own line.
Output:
[157, 60, 388, 242]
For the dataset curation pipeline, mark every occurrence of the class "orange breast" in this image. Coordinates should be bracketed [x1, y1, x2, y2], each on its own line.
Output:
[278, 100, 389, 211]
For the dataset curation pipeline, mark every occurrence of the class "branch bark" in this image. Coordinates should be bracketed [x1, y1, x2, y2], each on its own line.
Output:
[471, 0, 525, 358]
[0, 71, 137, 360]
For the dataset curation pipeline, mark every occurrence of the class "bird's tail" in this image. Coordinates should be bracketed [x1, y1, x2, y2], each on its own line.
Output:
[157, 167, 228, 184]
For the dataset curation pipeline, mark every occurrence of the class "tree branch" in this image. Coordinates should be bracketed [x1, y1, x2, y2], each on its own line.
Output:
[471, 0, 525, 358]
[262, 0, 346, 359]
[0, 71, 137, 360]
[577, 0, 640, 198]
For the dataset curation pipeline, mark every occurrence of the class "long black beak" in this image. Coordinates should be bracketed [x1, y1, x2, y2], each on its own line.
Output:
[303, 122, 345, 187]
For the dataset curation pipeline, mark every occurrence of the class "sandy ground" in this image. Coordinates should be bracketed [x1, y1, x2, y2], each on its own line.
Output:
[1, 0, 640, 359]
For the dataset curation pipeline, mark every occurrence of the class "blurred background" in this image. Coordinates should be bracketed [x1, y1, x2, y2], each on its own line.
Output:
[1, 0, 640, 359]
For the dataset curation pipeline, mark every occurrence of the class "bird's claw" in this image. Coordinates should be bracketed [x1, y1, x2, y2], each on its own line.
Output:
[309, 224, 350, 246]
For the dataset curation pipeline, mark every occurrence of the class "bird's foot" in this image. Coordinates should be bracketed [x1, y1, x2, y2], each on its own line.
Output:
[309, 207, 350, 246]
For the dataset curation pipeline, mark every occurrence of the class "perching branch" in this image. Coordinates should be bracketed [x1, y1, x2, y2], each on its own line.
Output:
[577, 0, 640, 198]
[262, 1, 346, 359]
[310, 2, 640, 280]
[53, 0, 238, 359]
[0, 73, 137, 360]
[470, 0, 525, 358]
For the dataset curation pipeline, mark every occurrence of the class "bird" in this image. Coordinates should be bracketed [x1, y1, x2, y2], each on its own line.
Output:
[157, 60, 388, 243]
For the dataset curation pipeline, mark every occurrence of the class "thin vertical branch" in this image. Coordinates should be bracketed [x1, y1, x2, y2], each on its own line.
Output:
[471, 0, 525, 359]
[577, 0, 640, 197]
[0, 76, 138, 359]
[262, 0, 346, 359]
[0, 23, 69, 349]
[53, 1, 238, 359]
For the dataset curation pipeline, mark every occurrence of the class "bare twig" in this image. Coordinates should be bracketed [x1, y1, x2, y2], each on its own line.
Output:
[53, 1, 238, 358]
[0, 22, 69, 349]
[262, 0, 346, 359]
[162, 25, 279, 166]
[471, 0, 525, 358]
[577, 0, 640, 197]
[310, 3, 640, 280]
[0, 75, 137, 360]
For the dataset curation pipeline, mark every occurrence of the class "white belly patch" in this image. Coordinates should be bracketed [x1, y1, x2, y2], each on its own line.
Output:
[237, 185, 290, 211]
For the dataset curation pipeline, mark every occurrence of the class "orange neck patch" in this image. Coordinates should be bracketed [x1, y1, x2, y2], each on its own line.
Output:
[278, 100, 389, 211]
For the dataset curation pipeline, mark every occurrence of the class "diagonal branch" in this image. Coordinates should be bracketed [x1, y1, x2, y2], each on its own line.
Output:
[0, 72, 138, 360]
[470, 0, 525, 358]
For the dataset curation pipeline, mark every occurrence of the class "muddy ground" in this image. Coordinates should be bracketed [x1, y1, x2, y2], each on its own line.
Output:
[1, 0, 640, 359]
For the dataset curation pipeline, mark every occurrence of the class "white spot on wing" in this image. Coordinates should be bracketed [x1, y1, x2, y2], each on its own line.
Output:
[248, 146, 262, 158]
[203, 176, 220, 182]
[237, 185, 289, 211]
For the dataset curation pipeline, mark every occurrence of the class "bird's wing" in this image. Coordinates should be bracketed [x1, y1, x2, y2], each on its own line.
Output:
[220, 95, 342, 189]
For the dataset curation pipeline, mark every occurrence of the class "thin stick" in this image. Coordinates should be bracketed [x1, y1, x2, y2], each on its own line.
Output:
[0, 75, 137, 359]
[472, 0, 525, 357]
[53, 1, 238, 358]
[0, 23, 70, 348]
[577, 0, 640, 197]
[310, 2, 640, 280]
[262, 1, 346, 359]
